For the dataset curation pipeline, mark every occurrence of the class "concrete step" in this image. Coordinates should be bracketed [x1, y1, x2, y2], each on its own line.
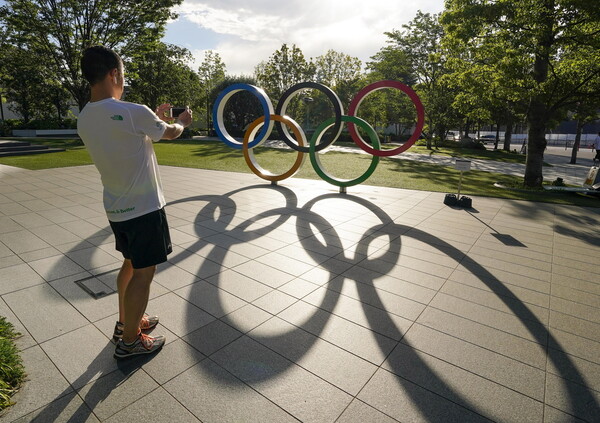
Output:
[0, 148, 65, 157]
[0, 140, 31, 148]
[0, 145, 51, 152]
[0, 140, 65, 157]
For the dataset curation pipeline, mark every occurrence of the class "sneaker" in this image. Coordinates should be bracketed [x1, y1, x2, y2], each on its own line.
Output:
[112, 314, 159, 344]
[114, 333, 166, 359]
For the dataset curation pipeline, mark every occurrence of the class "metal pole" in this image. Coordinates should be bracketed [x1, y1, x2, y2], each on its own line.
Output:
[457, 171, 464, 199]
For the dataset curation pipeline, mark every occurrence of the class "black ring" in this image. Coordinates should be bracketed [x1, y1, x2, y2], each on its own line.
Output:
[275, 82, 343, 152]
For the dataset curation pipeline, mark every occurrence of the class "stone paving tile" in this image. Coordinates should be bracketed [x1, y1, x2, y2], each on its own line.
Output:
[544, 373, 600, 422]
[357, 368, 491, 423]
[103, 387, 199, 423]
[428, 293, 548, 343]
[0, 345, 73, 422]
[448, 269, 551, 307]
[0, 229, 51, 254]
[17, 246, 61, 263]
[278, 277, 321, 299]
[549, 328, 600, 365]
[249, 316, 378, 396]
[549, 310, 600, 343]
[440, 280, 550, 324]
[336, 399, 399, 423]
[542, 404, 588, 423]
[231, 259, 297, 288]
[9, 212, 55, 229]
[252, 289, 298, 315]
[402, 323, 546, 400]
[49, 274, 118, 322]
[40, 325, 119, 389]
[211, 335, 353, 422]
[164, 359, 297, 423]
[0, 297, 35, 351]
[3, 282, 89, 343]
[10, 391, 100, 423]
[550, 296, 600, 324]
[417, 306, 547, 369]
[220, 303, 272, 334]
[0, 254, 23, 269]
[206, 268, 273, 302]
[66, 247, 121, 271]
[175, 279, 247, 318]
[146, 292, 215, 337]
[183, 319, 242, 357]
[278, 300, 397, 365]
[552, 273, 600, 296]
[382, 342, 544, 422]
[27, 254, 87, 282]
[76, 367, 159, 421]
[547, 347, 600, 393]
[301, 285, 415, 340]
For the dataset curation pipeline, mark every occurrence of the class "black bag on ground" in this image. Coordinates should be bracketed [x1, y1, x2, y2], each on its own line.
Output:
[444, 194, 458, 206]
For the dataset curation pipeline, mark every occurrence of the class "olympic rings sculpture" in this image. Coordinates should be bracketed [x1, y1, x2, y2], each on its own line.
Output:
[212, 80, 425, 191]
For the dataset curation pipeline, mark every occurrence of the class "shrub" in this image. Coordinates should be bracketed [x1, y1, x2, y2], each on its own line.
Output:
[458, 138, 486, 150]
[0, 317, 25, 412]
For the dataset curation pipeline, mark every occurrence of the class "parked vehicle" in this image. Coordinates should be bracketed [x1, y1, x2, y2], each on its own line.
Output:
[478, 135, 498, 143]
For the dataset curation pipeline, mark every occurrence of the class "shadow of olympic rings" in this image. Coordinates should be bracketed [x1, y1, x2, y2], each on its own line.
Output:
[167, 186, 599, 421]
[41, 185, 599, 421]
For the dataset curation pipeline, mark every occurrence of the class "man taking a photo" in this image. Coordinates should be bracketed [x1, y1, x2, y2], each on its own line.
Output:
[78, 45, 192, 359]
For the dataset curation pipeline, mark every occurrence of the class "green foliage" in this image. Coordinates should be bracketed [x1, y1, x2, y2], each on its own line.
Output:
[0, 316, 25, 412]
[198, 50, 227, 131]
[369, 11, 459, 147]
[0, 44, 72, 123]
[0, 0, 183, 110]
[442, 0, 600, 186]
[254, 44, 316, 100]
[125, 42, 202, 113]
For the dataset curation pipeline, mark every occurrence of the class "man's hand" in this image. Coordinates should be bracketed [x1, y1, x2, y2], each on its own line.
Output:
[155, 103, 174, 123]
[162, 107, 193, 140]
[176, 107, 193, 127]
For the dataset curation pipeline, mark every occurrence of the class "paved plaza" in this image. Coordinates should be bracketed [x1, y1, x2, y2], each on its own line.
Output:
[0, 162, 599, 422]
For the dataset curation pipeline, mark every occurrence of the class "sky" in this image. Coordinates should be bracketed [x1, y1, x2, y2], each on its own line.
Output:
[162, 0, 446, 76]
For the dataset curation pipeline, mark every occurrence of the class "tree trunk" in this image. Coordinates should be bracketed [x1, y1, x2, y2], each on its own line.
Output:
[503, 118, 513, 151]
[524, 0, 554, 187]
[570, 118, 584, 164]
[494, 123, 500, 150]
[525, 99, 548, 187]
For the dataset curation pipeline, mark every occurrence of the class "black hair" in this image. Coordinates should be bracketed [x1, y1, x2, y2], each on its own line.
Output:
[80, 46, 122, 85]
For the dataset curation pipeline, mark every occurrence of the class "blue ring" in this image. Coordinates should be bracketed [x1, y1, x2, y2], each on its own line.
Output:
[212, 83, 274, 150]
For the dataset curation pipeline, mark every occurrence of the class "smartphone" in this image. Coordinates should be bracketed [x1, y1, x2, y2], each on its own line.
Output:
[170, 107, 186, 118]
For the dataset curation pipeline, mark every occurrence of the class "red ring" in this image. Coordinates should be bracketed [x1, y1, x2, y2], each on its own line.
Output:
[348, 80, 425, 157]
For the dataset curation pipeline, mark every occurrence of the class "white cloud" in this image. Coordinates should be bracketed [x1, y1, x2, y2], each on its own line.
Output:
[175, 0, 444, 75]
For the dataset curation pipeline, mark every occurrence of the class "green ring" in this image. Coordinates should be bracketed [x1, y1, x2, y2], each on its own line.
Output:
[309, 115, 380, 188]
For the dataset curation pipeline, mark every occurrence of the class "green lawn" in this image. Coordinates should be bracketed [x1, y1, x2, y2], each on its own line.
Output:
[407, 144, 542, 165]
[0, 137, 598, 207]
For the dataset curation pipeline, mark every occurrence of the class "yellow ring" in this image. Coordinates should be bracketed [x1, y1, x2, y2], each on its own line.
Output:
[242, 115, 306, 182]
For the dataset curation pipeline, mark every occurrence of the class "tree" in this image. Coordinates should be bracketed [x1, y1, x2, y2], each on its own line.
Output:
[443, 0, 600, 187]
[371, 12, 457, 148]
[211, 75, 263, 138]
[125, 42, 201, 112]
[254, 44, 315, 100]
[199, 50, 226, 133]
[0, 43, 71, 123]
[313, 49, 363, 110]
[0, 0, 182, 111]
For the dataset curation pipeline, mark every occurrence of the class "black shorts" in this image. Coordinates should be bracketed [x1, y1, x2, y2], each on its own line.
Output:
[109, 208, 172, 269]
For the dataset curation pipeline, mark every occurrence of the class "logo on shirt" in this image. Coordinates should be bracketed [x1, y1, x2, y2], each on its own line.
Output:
[110, 115, 124, 121]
